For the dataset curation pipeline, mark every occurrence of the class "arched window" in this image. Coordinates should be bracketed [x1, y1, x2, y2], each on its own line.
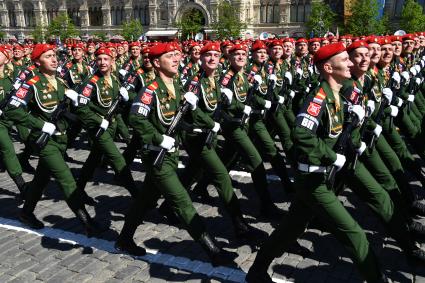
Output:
[143, 4, 149, 25]
[89, 6, 102, 26]
[159, 1, 167, 21]
[393, 0, 404, 17]
[23, 1, 35, 27]
[290, 0, 311, 22]
[6, 1, 17, 27]
[46, 1, 59, 25]
[260, 1, 279, 23]
[68, 8, 81, 26]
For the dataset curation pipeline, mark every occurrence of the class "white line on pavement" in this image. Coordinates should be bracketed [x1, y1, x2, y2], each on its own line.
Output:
[0, 216, 291, 283]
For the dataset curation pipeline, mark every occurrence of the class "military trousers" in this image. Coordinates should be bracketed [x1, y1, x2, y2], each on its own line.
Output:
[265, 108, 295, 163]
[0, 124, 22, 178]
[255, 170, 382, 282]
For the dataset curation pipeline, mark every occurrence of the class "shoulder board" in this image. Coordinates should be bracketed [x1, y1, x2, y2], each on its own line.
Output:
[251, 65, 258, 73]
[220, 57, 225, 63]
[188, 75, 200, 92]
[28, 65, 36, 71]
[27, 76, 40, 85]
[66, 62, 73, 69]
[187, 62, 193, 69]
[136, 68, 144, 75]
[311, 88, 326, 106]
[147, 81, 159, 91]
[221, 70, 234, 86]
[90, 75, 99, 84]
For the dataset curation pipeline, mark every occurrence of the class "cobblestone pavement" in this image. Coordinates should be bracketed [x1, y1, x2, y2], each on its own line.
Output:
[0, 136, 424, 283]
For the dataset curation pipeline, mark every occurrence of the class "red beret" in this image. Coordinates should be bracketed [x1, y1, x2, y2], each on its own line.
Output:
[269, 39, 283, 47]
[188, 42, 201, 51]
[106, 42, 117, 49]
[251, 40, 267, 52]
[296, 38, 308, 44]
[366, 36, 382, 45]
[0, 46, 9, 59]
[403, 34, 415, 41]
[95, 47, 113, 57]
[148, 42, 177, 59]
[221, 40, 233, 48]
[391, 35, 403, 43]
[200, 42, 221, 54]
[129, 41, 141, 48]
[142, 46, 150, 54]
[31, 44, 55, 61]
[87, 42, 96, 47]
[381, 37, 392, 46]
[72, 43, 85, 50]
[309, 38, 321, 44]
[14, 44, 24, 51]
[229, 43, 247, 54]
[313, 42, 346, 64]
[346, 40, 369, 53]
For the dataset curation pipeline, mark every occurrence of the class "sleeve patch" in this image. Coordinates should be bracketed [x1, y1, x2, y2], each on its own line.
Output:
[307, 102, 321, 116]
[16, 85, 29, 99]
[141, 92, 152, 104]
[82, 84, 93, 97]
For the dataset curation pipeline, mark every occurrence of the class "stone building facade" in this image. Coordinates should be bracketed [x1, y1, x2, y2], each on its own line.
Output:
[0, 0, 414, 41]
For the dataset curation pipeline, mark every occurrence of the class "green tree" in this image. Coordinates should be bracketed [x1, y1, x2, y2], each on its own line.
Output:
[46, 12, 79, 40]
[306, 2, 336, 37]
[375, 13, 391, 35]
[212, 0, 247, 39]
[176, 9, 204, 40]
[121, 19, 144, 41]
[0, 30, 5, 41]
[92, 31, 108, 42]
[345, 0, 385, 35]
[400, 0, 425, 33]
[31, 24, 46, 43]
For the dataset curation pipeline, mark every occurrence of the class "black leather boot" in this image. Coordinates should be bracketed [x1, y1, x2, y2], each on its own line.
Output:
[18, 152, 35, 173]
[12, 175, 27, 203]
[116, 166, 138, 198]
[115, 220, 146, 256]
[198, 232, 235, 267]
[19, 197, 44, 229]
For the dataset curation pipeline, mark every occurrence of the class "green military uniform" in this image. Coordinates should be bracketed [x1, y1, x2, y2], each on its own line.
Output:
[248, 80, 383, 282]
[75, 70, 137, 199]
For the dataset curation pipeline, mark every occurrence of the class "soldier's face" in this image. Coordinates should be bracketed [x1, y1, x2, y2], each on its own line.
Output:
[270, 46, 283, 59]
[37, 50, 58, 74]
[368, 43, 381, 65]
[201, 50, 221, 72]
[309, 42, 320, 53]
[174, 50, 182, 63]
[108, 48, 117, 58]
[229, 50, 247, 69]
[88, 45, 96, 54]
[420, 36, 425, 47]
[380, 44, 394, 65]
[402, 40, 414, 53]
[283, 42, 293, 58]
[191, 46, 201, 61]
[349, 47, 370, 74]
[321, 40, 330, 46]
[223, 46, 232, 56]
[72, 48, 84, 60]
[392, 41, 402, 56]
[142, 53, 152, 69]
[253, 49, 268, 64]
[96, 54, 112, 73]
[346, 39, 353, 46]
[24, 48, 31, 55]
[153, 51, 179, 77]
[117, 46, 125, 55]
[13, 49, 23, 58]
[131, 46, 141, 57]
[295, 43, 308, 56]
[325, 51, 353, 81]
[0, 52, 7, 65]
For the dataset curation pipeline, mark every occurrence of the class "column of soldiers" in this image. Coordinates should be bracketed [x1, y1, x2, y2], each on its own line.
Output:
[0, 32, 425, 282]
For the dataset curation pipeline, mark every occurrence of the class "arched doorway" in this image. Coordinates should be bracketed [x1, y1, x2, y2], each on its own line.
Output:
[176, 4, 209, 39]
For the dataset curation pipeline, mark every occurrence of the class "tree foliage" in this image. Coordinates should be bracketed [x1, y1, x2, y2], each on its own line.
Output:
[306, 2, 336, 37]
[46, 12, 79, 40]
[345, 0, 386, 35]
[212, 0, 247, 40]
[92, 31, 108, 42]
[400, 0, 425, 33]
[176, 8, 204, 40]
[121, 19, 144, 41]
[31, 24, 46, 43]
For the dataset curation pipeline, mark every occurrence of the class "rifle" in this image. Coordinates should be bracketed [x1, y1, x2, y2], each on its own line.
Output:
[204, 93, 228, 149]
[94, 70, 137, 139]
[326, 113, 360, 188]
[153, 72, 204, 169]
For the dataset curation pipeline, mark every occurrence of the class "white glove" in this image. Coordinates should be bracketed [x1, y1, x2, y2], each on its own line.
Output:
[284, 71, 293, 85]
[305, 86, 310, 93]
[41, 122, 56, 136]
[415, 77, 421, 85]
[410, 66, 417, 76]
[0, 109, 3, 117]
[243, 105, 252, 116]
[119, 69, 128, 78]
[184, 91, 198, 110]
[396, 97, 403, 107]
[181, 78, 187, 86]
[401, 71, 410, 83]
[408, 94, 415, 102]
[253, 74, 263, 86]
[57, 66, 62, 73]
[264, 100, 272, 109]
[373, 124, 382, 137]
[421, 60, 425, 68]
[415, 64, 421, 73]
[389, 105, 399, 117]
[13, 81, 21, 90]
[65, 89, 79, 107]
[333, 153, 346, 171]
[382, 88, 393, 102]
[367, 100, 375, 114]
[221, 88, 233, 104]
[278, 96, 285, 104]
[289, 90, 295, 98]
[296, 68, 303, 78]
[356, 142, 367, 156]
[160, 134, 175, 150]
[308, 66, 314, 75]
[268, 74, 277, 88]
[392, 72, 401, 84]
[211, 122, 220, 133]
[349, 105, 365, 124]
[119, 87, 129, 102]
[100, 119, 109, 130]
